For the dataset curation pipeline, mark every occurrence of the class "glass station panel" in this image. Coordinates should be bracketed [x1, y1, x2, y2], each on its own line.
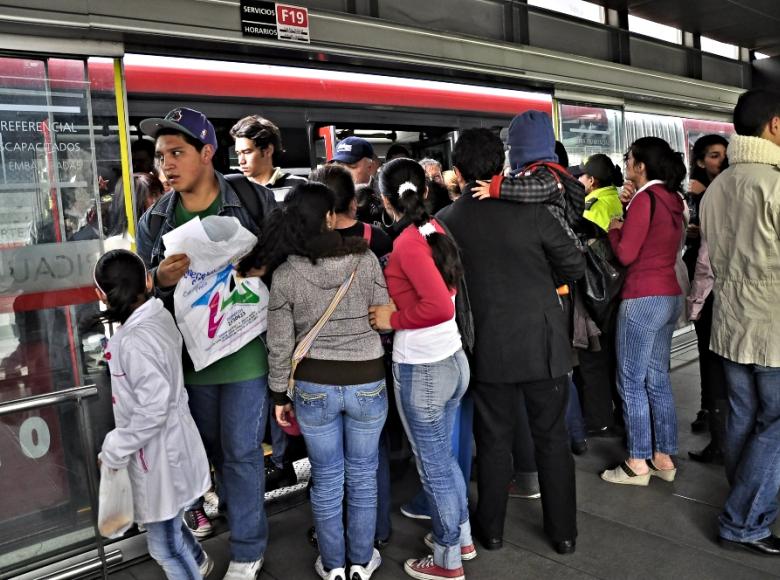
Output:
[0, 54, 124, 576]
[559, 103, 625, 168]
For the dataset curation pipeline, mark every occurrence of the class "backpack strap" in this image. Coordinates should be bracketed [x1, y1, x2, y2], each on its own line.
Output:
[147, 192, 173, 243]
[522, 161, 566, 191]
[362, 222, 373, 244]
[224, 173, 262, 228]
[646, 189, 656, 220]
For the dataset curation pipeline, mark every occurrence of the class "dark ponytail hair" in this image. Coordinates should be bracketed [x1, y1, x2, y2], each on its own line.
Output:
[629, 136, 687, 193]
[606, 163, 623, 188]
[380, 158, 463, 289]
[239, 181, 336, 275]
[93, 249, 149, 324]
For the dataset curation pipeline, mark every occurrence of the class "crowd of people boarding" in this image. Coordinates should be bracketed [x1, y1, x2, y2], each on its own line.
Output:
[95, 88, 780, 580]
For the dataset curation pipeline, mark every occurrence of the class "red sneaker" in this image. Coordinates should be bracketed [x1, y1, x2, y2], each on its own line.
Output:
[423, 532, 477, 561]
[403, 556, 465, 580]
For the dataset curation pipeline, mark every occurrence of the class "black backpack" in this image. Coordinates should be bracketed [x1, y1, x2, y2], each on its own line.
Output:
[147, 174, 268, 243]
[433, 218, 475, 356]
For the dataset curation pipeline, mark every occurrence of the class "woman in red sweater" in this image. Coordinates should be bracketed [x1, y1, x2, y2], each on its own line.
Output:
[369, 158, 474, 580]
[601, 137, 686, 487]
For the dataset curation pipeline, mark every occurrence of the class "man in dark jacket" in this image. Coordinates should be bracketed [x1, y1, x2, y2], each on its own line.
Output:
[136, 107, 274, 580]
[438, 128, 585, 556]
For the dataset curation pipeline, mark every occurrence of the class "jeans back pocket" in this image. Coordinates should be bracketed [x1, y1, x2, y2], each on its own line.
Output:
[295, 390, 328, 427]
[355, 383, 388, 422]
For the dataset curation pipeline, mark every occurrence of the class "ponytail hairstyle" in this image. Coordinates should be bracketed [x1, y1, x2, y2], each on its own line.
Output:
[605, 161, 623, 188]
[628, 136, 687, 193]
[380, 158, 463, 289]
[239, 181, 336, 275]
[93, 249, 149, 324]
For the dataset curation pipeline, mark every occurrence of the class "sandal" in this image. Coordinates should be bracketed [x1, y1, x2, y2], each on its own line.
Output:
[600, 462, 651, 486]
[646, 459, 676, 482]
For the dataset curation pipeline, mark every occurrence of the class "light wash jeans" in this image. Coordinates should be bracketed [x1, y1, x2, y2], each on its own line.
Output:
[186, 376, 268, 562]
[393, 350, 472, 570]
[718, 360, 780, 542]
[294, 379, 388, 571]
[145, 510, 205, 580]
[615, 295, 682, 458]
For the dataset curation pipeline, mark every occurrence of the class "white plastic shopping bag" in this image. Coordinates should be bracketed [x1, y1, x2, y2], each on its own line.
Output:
[97, 464, 134, 538]
[163, 215, 269, 370]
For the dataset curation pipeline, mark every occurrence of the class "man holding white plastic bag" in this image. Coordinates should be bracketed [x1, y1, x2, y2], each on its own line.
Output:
[163, 215, 269, 372]
[136, 107, 276, 580]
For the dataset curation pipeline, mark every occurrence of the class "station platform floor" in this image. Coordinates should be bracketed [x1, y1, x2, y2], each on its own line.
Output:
[110, 341, 780, 580]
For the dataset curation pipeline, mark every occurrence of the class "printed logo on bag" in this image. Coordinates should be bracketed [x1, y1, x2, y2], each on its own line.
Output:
[192, 264, 261, 338]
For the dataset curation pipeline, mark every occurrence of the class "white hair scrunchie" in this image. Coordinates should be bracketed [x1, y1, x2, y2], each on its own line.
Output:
[398, 181, 417, 196]
[418, 222, 436, 238]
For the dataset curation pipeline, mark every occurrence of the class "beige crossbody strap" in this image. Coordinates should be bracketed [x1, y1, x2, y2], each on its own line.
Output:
[287, 266, 358, 395]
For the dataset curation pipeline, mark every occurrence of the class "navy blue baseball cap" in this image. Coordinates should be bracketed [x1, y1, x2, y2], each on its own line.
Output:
[140, 107, 218, 152]
[330, 136, 374, 164]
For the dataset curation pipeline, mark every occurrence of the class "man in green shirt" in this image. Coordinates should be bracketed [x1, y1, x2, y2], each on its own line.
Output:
[136, 107, 273, 580]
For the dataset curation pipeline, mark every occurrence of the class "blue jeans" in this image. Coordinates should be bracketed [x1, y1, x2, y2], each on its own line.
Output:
[394, 350, 472, 570]
[404, 393, 474, 518]
[294, 379, 388, 571]
[375, 426, 392, 542]
[718, 360, 780, 542]
[145, 510, 205, 580]
[566, 376, 587, 444]
[186, 377, 268, 562]
[616, 296, 682, 458]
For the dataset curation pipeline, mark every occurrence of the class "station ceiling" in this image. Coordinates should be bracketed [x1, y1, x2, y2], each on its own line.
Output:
[592, 0, 780, 56]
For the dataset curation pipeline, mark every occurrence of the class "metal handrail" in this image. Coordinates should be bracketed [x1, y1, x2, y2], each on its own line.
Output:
[0, 384, 97, 416]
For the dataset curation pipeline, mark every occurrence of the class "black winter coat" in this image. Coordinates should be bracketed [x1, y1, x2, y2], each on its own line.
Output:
[438, 189, 585, 384]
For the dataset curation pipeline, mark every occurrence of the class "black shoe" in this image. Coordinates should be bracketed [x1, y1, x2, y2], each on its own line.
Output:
[554, 539, 576, 555]
[374, 535, 391, 550]
[718, 534, 780, 555]
[307, 525, 318, 549]
[478, 536, 503, 551]
[571, 440, 589, 456]
[691, 409, 709, 433]
[586, 426, 622, 438]
[265, 461, 297, 492]
[688, 442, 725, 465]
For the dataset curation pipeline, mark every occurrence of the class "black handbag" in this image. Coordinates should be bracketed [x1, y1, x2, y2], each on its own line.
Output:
[582, 238, 624, 325]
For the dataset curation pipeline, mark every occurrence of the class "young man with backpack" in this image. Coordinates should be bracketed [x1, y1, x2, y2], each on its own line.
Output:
[136, 107, 275, 580]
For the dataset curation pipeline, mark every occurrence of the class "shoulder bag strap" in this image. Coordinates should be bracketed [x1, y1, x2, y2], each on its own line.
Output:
[288, 266, 358, 394]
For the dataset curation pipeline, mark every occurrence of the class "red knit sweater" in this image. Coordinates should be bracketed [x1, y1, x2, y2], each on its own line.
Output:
[384, 219, 456, 330]
[608, 183, 684, 299]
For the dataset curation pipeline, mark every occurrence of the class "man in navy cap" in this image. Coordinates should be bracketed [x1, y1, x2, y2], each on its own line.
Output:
[330, 135, 375, 186]
[136, 107, 272, 580]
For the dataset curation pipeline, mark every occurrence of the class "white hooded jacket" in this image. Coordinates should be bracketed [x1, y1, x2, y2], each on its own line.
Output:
[99, 298, 210, 523]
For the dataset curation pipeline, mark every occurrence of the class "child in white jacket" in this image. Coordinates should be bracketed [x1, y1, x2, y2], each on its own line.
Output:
[96, 250, 212, 579]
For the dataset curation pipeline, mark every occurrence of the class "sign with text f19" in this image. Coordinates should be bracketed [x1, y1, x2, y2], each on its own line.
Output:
[240, 0, 310, 44]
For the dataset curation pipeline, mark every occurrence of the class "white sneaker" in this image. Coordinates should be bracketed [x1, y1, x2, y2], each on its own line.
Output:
[198, 551, 214, 578]
[203, 491, 220, 519]
[314, 556, 347, 580]
[223, 558, 263, 580]
[349, 548, 381, 580]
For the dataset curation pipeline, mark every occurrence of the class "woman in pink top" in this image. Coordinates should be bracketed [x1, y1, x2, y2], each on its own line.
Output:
[369, 158, 474, 580]
[601, 137, 686, 487]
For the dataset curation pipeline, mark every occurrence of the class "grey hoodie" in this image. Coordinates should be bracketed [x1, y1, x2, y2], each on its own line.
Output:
[267, 244, 389, 395]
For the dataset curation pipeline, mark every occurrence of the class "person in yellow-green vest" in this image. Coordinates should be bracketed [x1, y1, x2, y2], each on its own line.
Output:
[568, 154, 625, 438]
[570, 154, 625, 235]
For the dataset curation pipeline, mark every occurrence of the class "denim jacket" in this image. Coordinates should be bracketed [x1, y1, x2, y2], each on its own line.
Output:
[136, 171, 267, 299]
